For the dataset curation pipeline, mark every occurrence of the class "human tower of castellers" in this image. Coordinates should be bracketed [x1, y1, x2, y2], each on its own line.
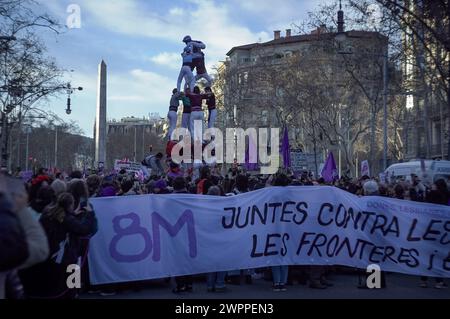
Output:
[168, 35, 216, 143]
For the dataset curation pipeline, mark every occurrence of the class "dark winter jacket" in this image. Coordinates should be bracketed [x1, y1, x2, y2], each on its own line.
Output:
[19, 207, 97, 298]
[0, 194, 29, 299]
[0, 194, 29, 272]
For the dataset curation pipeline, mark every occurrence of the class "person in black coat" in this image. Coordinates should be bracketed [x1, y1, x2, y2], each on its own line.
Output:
[19, 192, 97, 299]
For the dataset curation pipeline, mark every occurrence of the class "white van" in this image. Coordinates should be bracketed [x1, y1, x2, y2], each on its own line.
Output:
[384, 160, 450, 185]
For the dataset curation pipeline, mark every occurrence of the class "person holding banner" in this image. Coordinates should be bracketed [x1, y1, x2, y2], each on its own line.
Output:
[206, 186, 228, 293]
[420, 179, 449, 289]
[271, 174, 290, 292]
[171, 177, 194, 294]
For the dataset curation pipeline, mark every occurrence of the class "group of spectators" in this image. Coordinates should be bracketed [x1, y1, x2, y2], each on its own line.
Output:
[1, 161, 448, 299]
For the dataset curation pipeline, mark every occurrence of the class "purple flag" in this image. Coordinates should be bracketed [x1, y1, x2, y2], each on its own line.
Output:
[245, 135, 258, 171]
[321, 152, 338, 183]
[281, 127, 291, 168]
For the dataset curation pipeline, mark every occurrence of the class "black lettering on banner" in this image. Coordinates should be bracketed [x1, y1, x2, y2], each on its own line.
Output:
[281, 233, 289, 256]
[222, 207, 235, 229]
[326, 235, 340, 257]
[409, 249, 420, 268]
[369, 246, 384, 263]
[370, 214, 387, 236]
[360, 211, 376, 231]
[407, 219, 421, 242]
[236, 207, 251, 228]
[251, 234, 263, 258]
[294, 202, 308, 225]
[398, 248, 419, 268]
[443, 252, 450, 271]
[281, 201, 295, 223]
[357, 240, 374, 260]
[382, 246, 398, 263]
[335, 204, 347, 227]
[318, 203, 333, 226]
[251, 204, 267, 226]
[386, 217, 400, 237]
[346, 207, 360, 230]
[423, 220, 442, 241]
[308, 234, 327, 257]
[268, 202, 282, 223]
[265, 234, 281, 256]
[427, 250, 437, 270]
[296, 232, 315, 255]
[441, 221, 450, 245]
[335, 237, 360, 258]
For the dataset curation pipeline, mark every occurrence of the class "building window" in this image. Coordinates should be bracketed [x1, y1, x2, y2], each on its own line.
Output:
[262, 110, 268, 126]
[433, 121, 441, 146]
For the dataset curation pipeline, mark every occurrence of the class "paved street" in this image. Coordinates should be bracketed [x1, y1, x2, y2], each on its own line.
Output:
[82, 273, 450, 299]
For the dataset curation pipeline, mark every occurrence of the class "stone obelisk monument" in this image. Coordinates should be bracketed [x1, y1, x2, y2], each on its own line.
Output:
[95, 60, 107, 169]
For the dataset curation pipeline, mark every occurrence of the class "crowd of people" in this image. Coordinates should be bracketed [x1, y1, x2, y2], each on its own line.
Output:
[0, 159, 449, 299]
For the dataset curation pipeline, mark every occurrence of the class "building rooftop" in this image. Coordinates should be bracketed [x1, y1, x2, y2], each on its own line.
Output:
[226, 30, 387, 56]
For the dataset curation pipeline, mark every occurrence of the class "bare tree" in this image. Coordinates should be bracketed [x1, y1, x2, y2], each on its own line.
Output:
[0, 0, 67, 168]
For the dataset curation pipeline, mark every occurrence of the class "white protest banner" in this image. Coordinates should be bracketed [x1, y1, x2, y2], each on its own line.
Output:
[88, 187, 450, 285]
[361, 160, 370, 177]
[114, 160, 143, 174]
